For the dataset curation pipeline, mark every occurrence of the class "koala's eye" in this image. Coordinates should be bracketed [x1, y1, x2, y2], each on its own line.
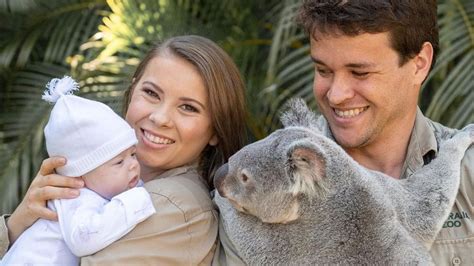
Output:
[241, 173, 249, 183]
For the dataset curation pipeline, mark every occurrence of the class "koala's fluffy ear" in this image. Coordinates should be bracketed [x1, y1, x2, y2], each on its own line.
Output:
[287, 139, 327, 198]
[280, 98, 319, 129]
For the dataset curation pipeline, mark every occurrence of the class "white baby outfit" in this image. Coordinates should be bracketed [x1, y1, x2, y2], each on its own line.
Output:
[0, 77, 155, 265]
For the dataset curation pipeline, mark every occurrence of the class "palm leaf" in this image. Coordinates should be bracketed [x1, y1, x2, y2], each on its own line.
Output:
[0, 0, 106, 213]
[424, 0, 474, 127]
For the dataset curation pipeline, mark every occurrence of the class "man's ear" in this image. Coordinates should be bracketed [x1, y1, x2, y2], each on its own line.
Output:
[413, 42, 434, 85]
[286, 139, 326, 197]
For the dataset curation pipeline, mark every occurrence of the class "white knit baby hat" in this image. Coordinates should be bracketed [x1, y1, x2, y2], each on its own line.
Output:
[42, 76, 137, 176]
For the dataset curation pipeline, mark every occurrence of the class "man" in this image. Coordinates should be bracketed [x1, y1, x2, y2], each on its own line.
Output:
[215, 0, 473, 264]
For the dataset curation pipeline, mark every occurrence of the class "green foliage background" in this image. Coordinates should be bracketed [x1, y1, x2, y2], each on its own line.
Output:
[0, 0, 473, 212]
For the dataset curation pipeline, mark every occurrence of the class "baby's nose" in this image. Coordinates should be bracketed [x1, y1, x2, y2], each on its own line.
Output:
[129, 158, 138, 168]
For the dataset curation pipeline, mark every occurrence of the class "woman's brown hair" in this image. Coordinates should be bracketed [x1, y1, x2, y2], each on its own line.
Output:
[123, 35, 247, 188]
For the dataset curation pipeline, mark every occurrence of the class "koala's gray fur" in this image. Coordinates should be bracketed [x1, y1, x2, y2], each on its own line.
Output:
[214, 99, 473, 265]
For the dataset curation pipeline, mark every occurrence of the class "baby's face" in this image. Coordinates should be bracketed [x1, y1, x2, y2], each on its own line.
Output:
[82, 146, 141, 199]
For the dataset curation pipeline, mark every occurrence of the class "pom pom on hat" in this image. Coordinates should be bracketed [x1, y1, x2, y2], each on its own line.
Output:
[43, 76, 137, 176]
[42, 76, 79, 103]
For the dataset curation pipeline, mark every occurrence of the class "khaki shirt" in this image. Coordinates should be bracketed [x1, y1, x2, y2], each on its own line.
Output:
[213, 109, 473, 265]
[0, 214, 8, 258]
[1, 165, 218, 265]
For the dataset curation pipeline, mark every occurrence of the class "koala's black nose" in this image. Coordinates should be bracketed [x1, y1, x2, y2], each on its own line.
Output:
[214, 163, 229, 197]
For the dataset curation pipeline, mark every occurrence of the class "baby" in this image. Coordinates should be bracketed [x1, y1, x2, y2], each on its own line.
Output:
[1, 76, 155, 265]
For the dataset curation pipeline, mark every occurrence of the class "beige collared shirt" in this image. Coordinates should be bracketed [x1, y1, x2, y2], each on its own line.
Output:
[1, 165, 218, 265]
[213, 108, 473, 265]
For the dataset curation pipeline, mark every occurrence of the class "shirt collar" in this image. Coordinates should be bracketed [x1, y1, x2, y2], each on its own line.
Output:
[400, 107, 438, 179]
[154, 163, 199, 180]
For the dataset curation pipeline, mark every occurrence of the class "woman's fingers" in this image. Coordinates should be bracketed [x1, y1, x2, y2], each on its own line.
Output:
[39, 157, 66, 176]
[34, 174, 84, 190]
[31, 185, 80, 202]
[7, 157, 84, 244]
[34, 156, 83, 189]
[30, 204, 58, 221]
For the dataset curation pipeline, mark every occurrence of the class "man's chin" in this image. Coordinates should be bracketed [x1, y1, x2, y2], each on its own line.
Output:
[332, 130, 370, 149]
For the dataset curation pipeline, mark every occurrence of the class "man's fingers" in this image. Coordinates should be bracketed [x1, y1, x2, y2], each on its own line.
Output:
[39, 157, 66, 176]
[32, 186, 80, 201]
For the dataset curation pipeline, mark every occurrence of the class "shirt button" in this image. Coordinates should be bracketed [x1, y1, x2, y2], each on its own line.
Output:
[452, 257, 461, 265]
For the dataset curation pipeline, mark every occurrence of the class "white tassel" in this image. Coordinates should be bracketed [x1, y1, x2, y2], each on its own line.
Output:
[42, 76, 79, 103]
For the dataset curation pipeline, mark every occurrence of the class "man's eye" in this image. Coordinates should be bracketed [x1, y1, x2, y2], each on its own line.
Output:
[131, 152, 137, 158]
[316, 68, 331, 77]
[181, 104, 198, 113]
[352, 71, 369, 77]
[115, 160, 123, 165]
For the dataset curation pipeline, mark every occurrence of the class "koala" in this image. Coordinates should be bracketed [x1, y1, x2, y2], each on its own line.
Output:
[214, 99, 473, 265]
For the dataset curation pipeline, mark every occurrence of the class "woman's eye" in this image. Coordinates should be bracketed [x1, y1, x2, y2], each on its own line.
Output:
[131, 152, 137, 158]
[181, 104, 198, 113]
[143, 88, 159, 99]
[115, 160, 123, 165]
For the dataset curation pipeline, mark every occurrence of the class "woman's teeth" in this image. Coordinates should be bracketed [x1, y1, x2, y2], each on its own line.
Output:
[144, 131, 174, 144]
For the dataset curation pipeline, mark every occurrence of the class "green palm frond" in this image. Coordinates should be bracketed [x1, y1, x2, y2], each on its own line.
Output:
[254, 0, 315, 137]
[0, 63, 70, 211]
[0, 0, 106, 212]
[424, 0, 474, 127]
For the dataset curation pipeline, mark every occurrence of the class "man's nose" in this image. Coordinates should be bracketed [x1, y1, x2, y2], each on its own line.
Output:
[327, 75, 354, 105]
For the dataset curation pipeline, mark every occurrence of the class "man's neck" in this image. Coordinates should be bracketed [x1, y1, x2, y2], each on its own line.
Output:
[344, 116, 416, 179]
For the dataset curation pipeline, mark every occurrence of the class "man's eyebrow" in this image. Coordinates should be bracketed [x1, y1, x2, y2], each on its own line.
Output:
[345, 62, 376, 69]
[311, 57, 325, 65]
[311, 57, 375, 69]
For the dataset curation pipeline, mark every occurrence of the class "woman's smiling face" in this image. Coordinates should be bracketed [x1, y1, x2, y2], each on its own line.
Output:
[125, 54, 218, 181]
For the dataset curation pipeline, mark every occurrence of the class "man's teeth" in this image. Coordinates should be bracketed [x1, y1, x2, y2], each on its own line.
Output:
[334, 107, 367, 118]
[144, 131, 174, 144]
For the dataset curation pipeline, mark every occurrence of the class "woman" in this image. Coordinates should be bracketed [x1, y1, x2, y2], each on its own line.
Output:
[0, 35, 247, 264]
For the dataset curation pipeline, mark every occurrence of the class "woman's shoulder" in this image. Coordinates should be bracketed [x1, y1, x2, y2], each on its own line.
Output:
[144, 166, 215, 218]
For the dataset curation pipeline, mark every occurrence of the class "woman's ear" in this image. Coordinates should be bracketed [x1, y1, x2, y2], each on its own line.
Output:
[209, 134, 219, 146]
[414, 42, 434, 85]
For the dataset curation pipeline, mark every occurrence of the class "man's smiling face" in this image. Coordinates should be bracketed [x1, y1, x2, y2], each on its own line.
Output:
[311, 32, 421, 150]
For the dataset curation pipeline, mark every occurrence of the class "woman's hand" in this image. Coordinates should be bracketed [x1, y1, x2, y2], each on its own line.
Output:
[6, 157, 84, 244]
